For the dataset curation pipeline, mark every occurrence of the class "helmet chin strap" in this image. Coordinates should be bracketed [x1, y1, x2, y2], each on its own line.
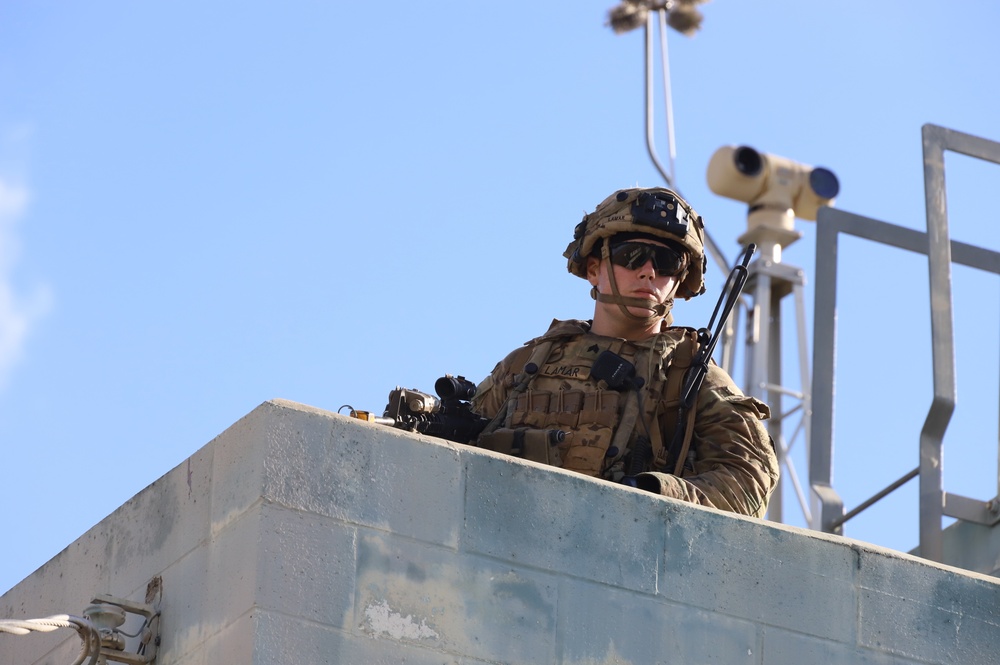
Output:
[591, 242, 675, 327]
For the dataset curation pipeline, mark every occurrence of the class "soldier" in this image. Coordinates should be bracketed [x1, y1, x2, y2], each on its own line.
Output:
[472, 187, 779, 518]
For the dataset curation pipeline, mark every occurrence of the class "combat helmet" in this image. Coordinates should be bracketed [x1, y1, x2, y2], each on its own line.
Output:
[564, 187, 708, 300]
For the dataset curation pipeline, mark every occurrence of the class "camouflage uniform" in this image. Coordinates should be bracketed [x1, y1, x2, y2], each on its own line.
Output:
[471, 186, 778, 518]
[472, 319, 778, 518]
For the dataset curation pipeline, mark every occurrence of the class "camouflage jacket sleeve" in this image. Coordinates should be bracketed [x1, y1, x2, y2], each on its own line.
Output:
[470, 347, 522, 422]
[636, 364, 779, 518]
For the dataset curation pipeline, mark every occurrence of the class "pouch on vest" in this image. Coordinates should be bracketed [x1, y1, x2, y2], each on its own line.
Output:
[477, 427, 564, 466]
[510, 388, 621, 477]
[513, 389, 620, 429]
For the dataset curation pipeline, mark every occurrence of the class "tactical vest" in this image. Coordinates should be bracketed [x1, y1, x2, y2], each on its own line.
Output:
[477, 320, 700, 480]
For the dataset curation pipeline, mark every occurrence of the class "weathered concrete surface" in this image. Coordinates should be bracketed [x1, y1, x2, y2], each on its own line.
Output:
[3, 399, 999, 664]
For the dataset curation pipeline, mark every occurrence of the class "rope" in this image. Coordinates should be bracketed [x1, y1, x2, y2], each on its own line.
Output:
[0, 614, 102, 665]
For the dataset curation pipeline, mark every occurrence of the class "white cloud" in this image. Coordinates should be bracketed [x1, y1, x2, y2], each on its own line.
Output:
[0, 177, 51, 390]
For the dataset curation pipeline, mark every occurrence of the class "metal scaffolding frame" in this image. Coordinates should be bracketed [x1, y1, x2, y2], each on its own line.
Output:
[740, 256, 813, 525]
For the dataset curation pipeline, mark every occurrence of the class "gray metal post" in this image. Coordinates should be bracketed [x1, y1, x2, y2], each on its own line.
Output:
[767, 283, 785, 523]
[810, 208, 844, 532]
[919, 124, 957, 561]
[745, 266, 777, 519]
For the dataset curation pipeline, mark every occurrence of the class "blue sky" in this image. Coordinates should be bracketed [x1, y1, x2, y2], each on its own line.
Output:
[2, 1, 999, 596]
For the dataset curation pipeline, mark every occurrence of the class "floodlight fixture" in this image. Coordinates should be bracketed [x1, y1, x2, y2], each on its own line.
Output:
[607, 0, 708, 36]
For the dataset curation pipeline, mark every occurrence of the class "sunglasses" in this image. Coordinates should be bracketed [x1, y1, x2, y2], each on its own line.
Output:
[609, 241, 687, 277]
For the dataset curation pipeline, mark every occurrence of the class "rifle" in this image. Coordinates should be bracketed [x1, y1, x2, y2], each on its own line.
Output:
[664, 242, 756, 472]
[681, 243, 756, 410]
[342, 374, 488, 444]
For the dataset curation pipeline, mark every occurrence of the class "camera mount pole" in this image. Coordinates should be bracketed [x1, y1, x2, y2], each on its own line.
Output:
[607, 1, 732, 279]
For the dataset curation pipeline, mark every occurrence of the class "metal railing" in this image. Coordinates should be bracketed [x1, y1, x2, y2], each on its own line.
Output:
[810, 124, 1000, 562]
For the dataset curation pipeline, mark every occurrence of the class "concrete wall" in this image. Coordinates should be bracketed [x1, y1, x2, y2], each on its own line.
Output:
[3, 399, 1000, 665]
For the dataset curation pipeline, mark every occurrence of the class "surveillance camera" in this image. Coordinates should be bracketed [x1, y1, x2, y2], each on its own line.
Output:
[706, 145, 839, 225]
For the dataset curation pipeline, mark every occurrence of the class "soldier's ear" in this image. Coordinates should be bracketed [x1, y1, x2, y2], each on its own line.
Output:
[586, 256, 602, 286]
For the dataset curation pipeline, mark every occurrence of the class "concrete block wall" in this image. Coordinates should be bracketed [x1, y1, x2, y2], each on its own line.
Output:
[3, 399, 1000, 664]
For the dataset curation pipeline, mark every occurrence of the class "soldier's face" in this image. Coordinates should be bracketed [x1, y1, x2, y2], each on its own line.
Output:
[586, 239, 681, 317]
